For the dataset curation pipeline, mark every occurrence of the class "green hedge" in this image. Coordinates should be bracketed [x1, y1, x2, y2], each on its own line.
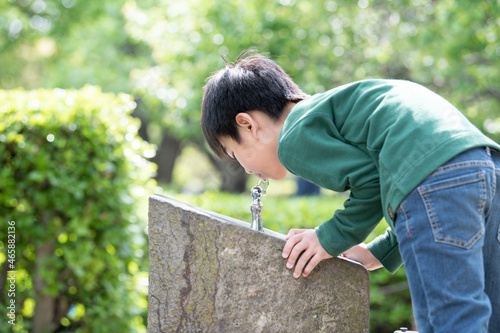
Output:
[0, 87, 156, 332]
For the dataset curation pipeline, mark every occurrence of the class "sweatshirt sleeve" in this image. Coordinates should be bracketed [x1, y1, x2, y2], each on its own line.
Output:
[315, 180, 381, 256]
[367, 227, 403, 273]
[315, 180, 402, 273]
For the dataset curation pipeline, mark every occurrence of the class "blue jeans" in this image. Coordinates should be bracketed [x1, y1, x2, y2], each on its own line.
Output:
[394, 147, 500, 333]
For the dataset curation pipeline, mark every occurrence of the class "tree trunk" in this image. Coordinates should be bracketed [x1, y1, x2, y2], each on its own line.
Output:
[210, 156, 248, 193]
[54, 296, 70, 330]
[32, 240, 56, 333]
[152, 132, 182, 184]
[0, 259, 8, 305]
[133, 108, 150, 143]
[132, 110, 182, 185]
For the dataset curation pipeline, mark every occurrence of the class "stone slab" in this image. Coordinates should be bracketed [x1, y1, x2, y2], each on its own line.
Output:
[148, 194, 370, 332]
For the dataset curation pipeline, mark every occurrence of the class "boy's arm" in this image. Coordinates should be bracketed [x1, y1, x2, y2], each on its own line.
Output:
[315, 181, 383, 258]
[342, 228, 403, 273]
[315, 181, 403, 273]
[315, 191, 403, 273]
[366, 227, 402, 273]
[283, 181, 402, 277]
[282, 225, 402, 277]
[342, 243, 383, 270]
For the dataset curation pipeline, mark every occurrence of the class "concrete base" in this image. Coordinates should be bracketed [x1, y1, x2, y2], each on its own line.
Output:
[148, 195, 370, 332]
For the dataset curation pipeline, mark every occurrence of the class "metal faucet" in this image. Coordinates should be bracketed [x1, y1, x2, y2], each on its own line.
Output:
[250, 179, 269, 231]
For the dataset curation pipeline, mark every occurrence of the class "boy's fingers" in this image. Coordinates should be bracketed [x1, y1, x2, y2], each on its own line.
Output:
[282, 235, 298, 259]
[293, 249, 314, 279]
[285, 237, 307, 268]
[302, 254, 321, 277]
[285, 229, 307, 240]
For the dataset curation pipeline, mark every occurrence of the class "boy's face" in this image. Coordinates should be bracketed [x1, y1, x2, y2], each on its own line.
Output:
[218, 111, 288, 181]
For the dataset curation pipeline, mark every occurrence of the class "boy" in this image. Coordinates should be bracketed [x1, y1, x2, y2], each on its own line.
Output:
[201, 52, 500, 332]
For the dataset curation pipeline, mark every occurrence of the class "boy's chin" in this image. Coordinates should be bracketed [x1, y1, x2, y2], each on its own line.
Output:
[270, 172, 289, 181]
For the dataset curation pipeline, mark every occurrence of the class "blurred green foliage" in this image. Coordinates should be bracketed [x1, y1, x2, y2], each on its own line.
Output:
[0, 87, 156, 332]
[0, 0, 152, 93]
[124, 0, 500, 145]
[1, 0, 499, 332]
[2, 0, 499, 146]
[169, 189, 413, 332]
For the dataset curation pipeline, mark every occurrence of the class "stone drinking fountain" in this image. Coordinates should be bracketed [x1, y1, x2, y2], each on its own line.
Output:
[147, 179, 370, 332]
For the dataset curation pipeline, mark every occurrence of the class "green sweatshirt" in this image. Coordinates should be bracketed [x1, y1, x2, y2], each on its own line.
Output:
[278, 79, 500, 273]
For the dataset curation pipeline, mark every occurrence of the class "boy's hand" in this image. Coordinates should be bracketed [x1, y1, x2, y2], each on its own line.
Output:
[282, 229, 332, 278]
[342, 243, 383, 271]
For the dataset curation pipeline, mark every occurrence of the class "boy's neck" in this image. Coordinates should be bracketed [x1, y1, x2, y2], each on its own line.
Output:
[280, 101, 297, 124]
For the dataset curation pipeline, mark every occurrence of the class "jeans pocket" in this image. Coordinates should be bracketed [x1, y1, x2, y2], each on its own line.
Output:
[418, 170, 486, 249]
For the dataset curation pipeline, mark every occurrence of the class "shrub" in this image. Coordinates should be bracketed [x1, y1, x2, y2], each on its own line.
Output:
[0, 87, 156, 332]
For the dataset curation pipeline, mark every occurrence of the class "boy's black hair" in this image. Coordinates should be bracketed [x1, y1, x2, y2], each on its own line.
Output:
[201, 50, 307, 158]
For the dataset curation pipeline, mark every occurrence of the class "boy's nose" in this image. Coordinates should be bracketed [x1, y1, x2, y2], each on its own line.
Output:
[244, 169, 253, 175]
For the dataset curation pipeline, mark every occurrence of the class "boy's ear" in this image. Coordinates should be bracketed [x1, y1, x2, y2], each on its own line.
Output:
[235, 113, 258, 138]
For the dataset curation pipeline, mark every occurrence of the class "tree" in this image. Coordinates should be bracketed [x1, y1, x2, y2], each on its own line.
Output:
[2, 0, 499, 191]
[124, 0, 500, 192]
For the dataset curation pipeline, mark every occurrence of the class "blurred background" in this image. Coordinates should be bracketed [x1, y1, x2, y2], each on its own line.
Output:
[1, 0, 499, 332]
